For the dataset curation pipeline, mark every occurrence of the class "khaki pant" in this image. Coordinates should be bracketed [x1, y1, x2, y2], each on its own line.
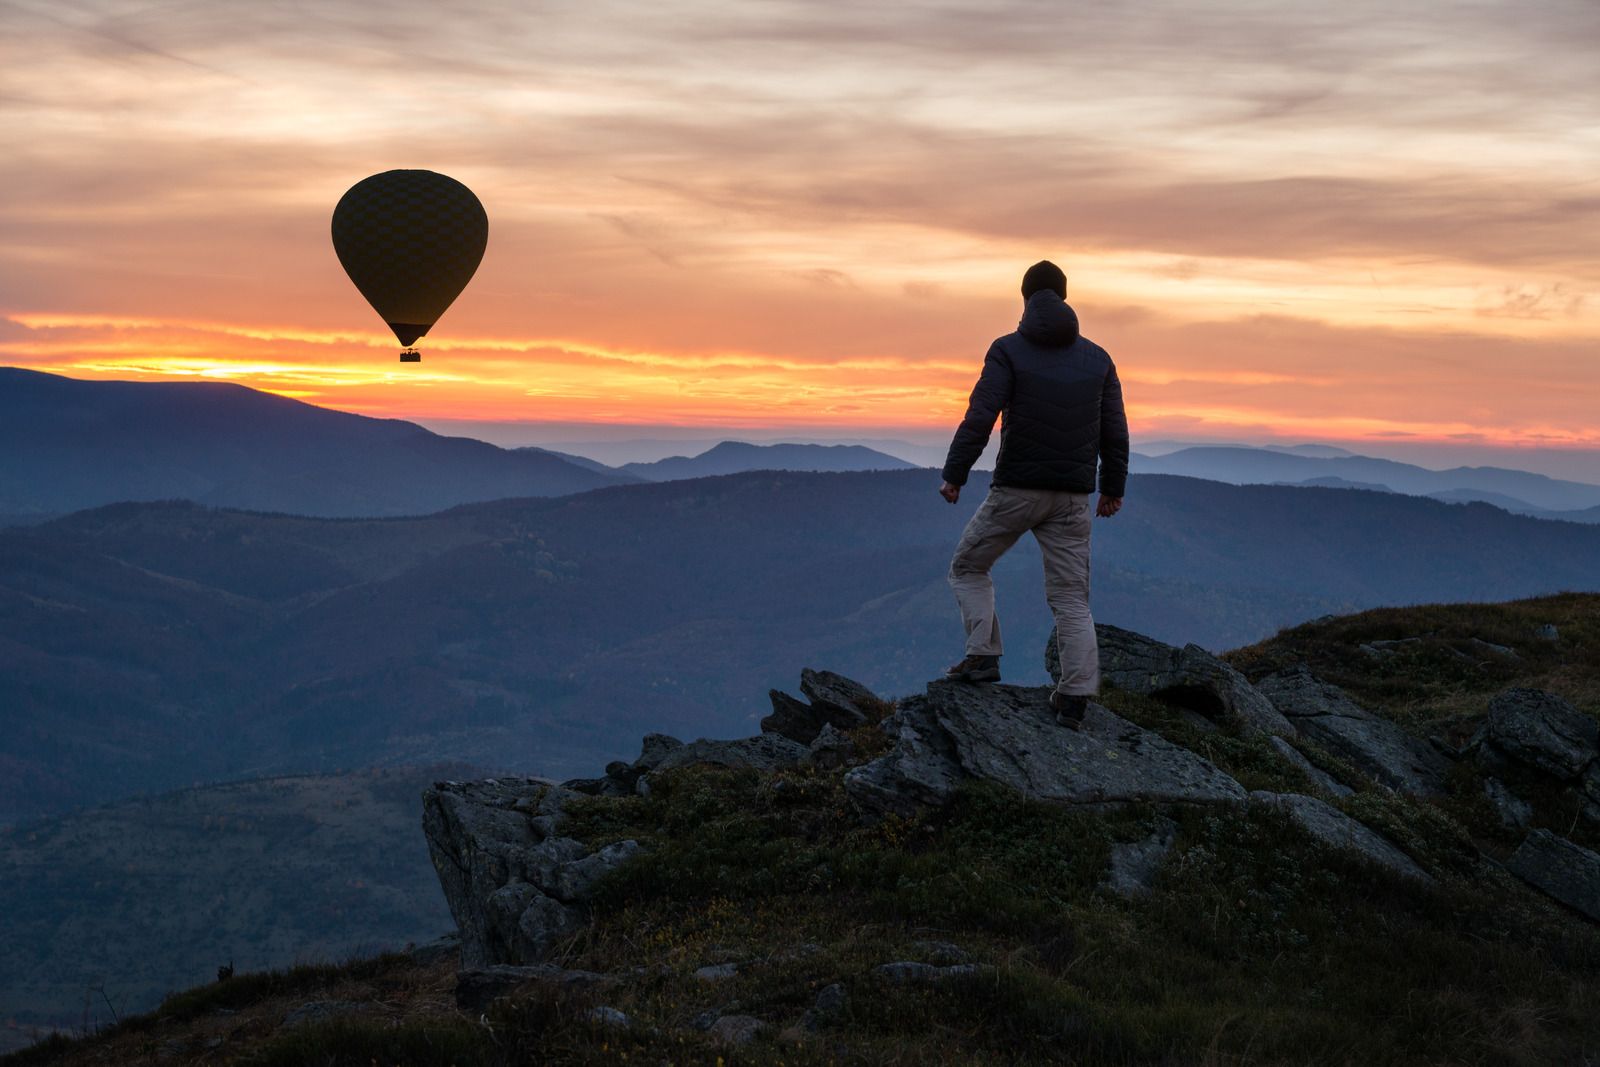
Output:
[948, 485, 1099, 696]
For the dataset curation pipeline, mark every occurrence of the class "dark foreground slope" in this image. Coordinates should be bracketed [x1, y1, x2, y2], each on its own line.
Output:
[6, 470, 1600, 821]
[9, 594, 1599, 1067]
[0, 367, 627, 520]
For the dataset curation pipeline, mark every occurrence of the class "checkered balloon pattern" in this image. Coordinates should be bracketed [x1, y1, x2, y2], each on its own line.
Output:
[331, 170, 489, 346]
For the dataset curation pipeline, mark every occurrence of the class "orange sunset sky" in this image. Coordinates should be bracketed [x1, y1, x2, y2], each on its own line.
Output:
[2, 1, 1597, 474]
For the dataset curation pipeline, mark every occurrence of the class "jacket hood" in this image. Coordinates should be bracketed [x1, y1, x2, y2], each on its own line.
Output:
[1018, 289, 1080, 347]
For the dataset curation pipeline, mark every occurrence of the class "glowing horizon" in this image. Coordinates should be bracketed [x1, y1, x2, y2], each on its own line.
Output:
[3, 1, 1597, 461]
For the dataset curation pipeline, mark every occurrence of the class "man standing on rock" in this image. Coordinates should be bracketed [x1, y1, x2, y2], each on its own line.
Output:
[938, 260, 1129, 729]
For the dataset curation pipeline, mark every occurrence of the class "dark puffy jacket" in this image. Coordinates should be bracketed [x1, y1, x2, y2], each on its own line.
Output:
[941, 290, 1128, 497]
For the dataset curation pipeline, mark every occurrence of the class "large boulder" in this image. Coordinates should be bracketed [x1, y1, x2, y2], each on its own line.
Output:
[762, 669, 880, 744]
[844, 680, 1246, 819]
[422, 777, 643, 967]
[1249, 791, 1433, 884]
[1049, 624, 1293, 737]
[1508, 829, 1600, 923]
[1256, 666, 1450, 795]
[1472, 688, 1598, 782]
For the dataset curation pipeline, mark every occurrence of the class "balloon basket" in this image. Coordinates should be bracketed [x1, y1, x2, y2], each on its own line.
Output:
[399, 349, 421, 363]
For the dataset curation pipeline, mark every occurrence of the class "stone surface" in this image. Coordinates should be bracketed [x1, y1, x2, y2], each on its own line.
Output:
[1474, 688, 1598, 781]
[548, 839, 644, 902]
[874, 961, 993, 983]
[1483, 778, 1534, 832]
[1256, 666, 1451, 795]
[762, 669, 879, 744]
[846, 682, 1246, 818]
[800, 982, 849, 1032]
[1102, 817, 1178, 898]
[424, 778, 644, 967]
[1250, 791, 1433, 884]
[587, 1006, 632, 1027]
[1267, 735, 1355, 799]
[1508, 830, 1600, 922]
[804, 722, 857, 770]
[1535, 624, 1560, 641]
[694, 962, 739, 981]
[707, 1014, 766, 1046]
[1050, 624, 1293, 737]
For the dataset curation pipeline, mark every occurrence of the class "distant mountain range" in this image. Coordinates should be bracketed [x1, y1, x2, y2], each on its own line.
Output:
[1137, 446, 1600, 519]
[617, 440, 918, 480]
[6, 469, 1600, 824]
[0, 367, 630, 520]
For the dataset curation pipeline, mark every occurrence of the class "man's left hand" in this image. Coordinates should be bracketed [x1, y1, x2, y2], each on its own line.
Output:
[940, 481, 960, 504]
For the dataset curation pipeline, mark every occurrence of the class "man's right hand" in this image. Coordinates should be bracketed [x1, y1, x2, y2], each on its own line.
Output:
[1096, 495, 1122, 517]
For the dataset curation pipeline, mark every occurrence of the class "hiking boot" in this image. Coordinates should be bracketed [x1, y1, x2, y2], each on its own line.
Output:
[945, 654, 1000, 683]
[1050, 690, 1088, 730]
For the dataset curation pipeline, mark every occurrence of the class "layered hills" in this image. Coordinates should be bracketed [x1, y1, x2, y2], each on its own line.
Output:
[0, 368, 629, 521]
[7, 469, 1600, 823]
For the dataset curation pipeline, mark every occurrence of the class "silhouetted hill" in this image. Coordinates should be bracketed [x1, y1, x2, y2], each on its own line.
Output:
[0, 368, 628, 519]
[5, 470, 1600, 823]
[1139, 445, 1600, 512]
[516, 446, 646, 480]
[619, 440, 918, 480]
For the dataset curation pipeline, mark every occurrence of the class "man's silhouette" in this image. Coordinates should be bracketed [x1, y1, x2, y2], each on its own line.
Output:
[938, 260, 1129, 728]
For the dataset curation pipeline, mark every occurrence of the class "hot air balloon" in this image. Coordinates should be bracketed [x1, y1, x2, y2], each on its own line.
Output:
[331, 170, 488, 362]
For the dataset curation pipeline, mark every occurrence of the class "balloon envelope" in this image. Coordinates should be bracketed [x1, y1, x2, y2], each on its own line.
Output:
[331, 170, 488, 347]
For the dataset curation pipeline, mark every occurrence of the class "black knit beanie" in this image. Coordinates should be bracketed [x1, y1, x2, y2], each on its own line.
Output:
[1021, 260, 1066, 300]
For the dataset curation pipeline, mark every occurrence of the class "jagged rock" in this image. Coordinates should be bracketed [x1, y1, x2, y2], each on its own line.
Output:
[1256, 666, 1450, 795]
[1102, 817, 1178, 898]
[424, 779, 644, 966]
[707, 1015, 765, 1046]
[1472, 688, 1598, 781]
[804, 722, 857, 770]
[845, 681, 1245, 819]
[1049, 624, 1293, 737]
[1508, 830, 1600, 922]
[875, 961, 992, 983]
[910, 940, 970, 965]
[800, 982, 848, 1032]
[548, 840, 643, 902]
[1267, 735, 1355, 799]
[1482, 778, 1533, 832]
[762, 669, 879, 744]
[455, 964, 611, 1012]
[1250, 791, 1433, 884]
[647, 734, 808, 777]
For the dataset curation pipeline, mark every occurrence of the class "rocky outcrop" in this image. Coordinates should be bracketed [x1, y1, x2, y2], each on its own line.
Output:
[762, 669, 881, 744]
[1508, 830, 1600, 922]
[1249, 791, 1433, 884]
[422, 777, 642, 968]
[1049, 624, 1293, 737]
[1471, 688, 1598, 782]
[844, 680, 1246, 819]
[568, 731, 808, 797]
[1256, 666, 1450, 795]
